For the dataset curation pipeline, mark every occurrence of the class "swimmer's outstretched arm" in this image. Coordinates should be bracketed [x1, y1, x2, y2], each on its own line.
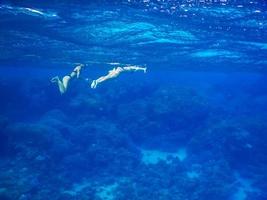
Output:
[122, 65, 147, 73]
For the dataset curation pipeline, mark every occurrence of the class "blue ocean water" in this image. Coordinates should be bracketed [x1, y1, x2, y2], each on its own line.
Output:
[0, 0, 267, 199]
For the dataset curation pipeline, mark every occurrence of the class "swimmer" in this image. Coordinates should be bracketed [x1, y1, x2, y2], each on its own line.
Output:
[91, 65, 147, 89]
[72, 64, 84, 79]
[51, 64, 84, 94]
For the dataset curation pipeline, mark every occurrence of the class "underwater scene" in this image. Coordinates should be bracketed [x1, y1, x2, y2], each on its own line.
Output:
[0, 0, 267, 199]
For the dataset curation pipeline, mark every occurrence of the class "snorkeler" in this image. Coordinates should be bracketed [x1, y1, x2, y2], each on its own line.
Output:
[51, 64, 84, 94]
[91, 65, 147, 89]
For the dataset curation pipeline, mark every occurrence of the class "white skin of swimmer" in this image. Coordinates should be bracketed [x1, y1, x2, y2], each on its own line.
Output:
[91, 65, 147, 89]
[123, 66, 147, 73]
[51, 64, 84, 94]
[91, 67, 122, 89]
[51, 76, 66, 94]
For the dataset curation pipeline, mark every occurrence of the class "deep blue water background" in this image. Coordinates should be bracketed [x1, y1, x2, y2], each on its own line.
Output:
[0, 0, 267, 200]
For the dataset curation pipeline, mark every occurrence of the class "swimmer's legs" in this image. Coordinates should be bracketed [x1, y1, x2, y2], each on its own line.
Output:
[51, 76, 66, 94]
[62, 75, 71, 92]
[90, 77, 106, 89]
[142, 67, 147, 73]
[91, 70, 120, 89]
[50, 75, 71, 94]
[51, 64, 85, 94]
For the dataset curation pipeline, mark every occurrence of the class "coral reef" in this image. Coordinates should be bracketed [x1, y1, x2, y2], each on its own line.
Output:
[0, 72, 266, 200]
